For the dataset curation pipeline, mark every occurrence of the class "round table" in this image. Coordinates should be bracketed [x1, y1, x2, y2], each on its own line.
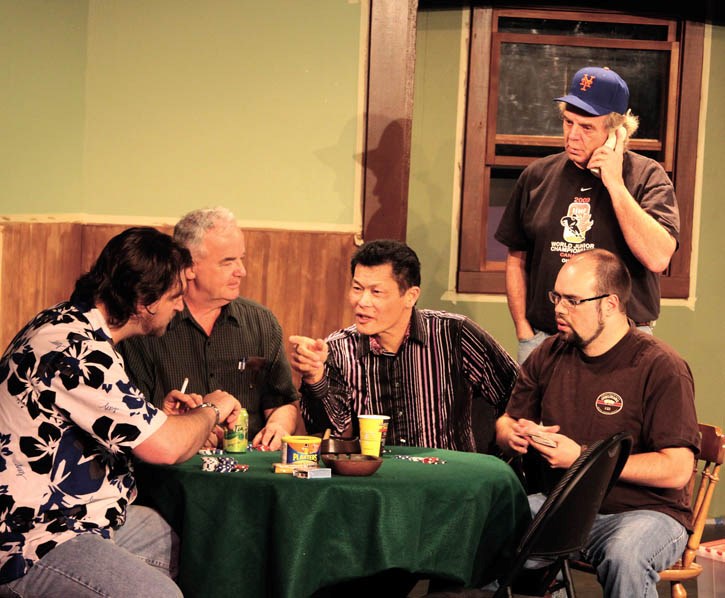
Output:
[134, 446, 530, 598]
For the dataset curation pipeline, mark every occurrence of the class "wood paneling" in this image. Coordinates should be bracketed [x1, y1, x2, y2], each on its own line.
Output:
[0, 223, 357, 364]
[80, 224, 174, 274]
[0, 222, 83, 350]
[241, 229, 356, 342]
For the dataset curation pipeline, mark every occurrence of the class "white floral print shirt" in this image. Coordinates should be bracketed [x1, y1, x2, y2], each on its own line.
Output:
[0, 302, 166, 583]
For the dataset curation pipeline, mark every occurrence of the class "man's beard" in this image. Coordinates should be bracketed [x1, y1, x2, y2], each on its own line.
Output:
[560, 307, 605, 350]
[139, 312, 170, 337]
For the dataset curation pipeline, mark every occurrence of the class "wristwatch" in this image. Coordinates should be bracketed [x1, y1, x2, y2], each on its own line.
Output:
[196, 402, 221, 427]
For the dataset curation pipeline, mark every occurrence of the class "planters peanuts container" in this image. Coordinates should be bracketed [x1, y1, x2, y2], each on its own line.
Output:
[223, 407, 248, 453]
[281, 435, 321, 465]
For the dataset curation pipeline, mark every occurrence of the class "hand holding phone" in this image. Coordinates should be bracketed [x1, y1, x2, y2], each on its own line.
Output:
[590, 126, 626, 178]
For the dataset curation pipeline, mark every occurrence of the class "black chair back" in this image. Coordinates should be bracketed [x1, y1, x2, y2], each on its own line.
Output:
[494, 431, 632, 597]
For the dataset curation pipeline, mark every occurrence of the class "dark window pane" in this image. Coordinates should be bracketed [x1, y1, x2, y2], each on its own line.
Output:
[486, 169, 520, 262]
[498, 17, 669, 41]
[496, 44, 670, 141]
[495, 145, 562, 159]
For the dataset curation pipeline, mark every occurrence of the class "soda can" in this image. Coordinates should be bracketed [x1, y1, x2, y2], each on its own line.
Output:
[223, 407, 248, 453]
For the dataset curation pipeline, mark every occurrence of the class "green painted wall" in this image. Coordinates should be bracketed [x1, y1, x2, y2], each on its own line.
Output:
[410, 9, 725, 515]
[1, 0, 361, 223]
[0, 0, 87, 213]
[82, 0, 361, 222]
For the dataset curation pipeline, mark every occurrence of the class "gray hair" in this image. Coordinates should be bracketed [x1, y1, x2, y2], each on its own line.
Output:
[173, 207, 237, 251]
[603, 110, 640, 142]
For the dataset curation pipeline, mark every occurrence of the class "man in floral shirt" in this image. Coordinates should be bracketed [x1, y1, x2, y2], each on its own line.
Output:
[0, 227, 241, 597]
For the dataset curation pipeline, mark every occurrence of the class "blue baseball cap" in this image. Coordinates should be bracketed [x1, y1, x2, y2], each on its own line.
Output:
[554, 67, 629, 116]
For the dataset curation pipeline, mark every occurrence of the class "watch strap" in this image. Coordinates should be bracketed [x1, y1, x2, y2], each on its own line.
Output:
[197, 402, 221, 427]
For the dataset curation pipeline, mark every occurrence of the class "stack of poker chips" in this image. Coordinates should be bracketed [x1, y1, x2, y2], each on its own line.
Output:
[201, 455, 240, 473]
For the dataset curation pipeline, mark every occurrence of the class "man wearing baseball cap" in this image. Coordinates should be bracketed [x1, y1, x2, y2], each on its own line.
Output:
[495, 66, 680, 363]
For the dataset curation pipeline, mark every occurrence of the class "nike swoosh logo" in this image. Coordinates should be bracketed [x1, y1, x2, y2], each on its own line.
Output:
[580, 187, 592, 192]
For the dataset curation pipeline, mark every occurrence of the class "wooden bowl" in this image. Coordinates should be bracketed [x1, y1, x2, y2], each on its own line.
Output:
[320, 453, 383, 476]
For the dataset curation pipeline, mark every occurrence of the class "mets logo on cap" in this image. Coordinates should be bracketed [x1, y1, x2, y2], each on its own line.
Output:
[579, 74, 596, 91]
[595, 392, 623, 415]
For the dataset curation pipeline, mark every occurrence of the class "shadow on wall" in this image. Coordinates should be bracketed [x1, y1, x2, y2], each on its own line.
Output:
[360, 117, 411, 240]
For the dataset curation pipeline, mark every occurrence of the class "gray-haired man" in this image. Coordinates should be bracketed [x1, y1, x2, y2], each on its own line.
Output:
[119, 207, 299, 449]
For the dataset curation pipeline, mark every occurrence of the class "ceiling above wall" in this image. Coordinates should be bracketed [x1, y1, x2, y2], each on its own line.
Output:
[417, 0, 722, 26]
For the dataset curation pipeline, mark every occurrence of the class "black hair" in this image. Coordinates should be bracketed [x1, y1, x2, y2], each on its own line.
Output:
[350, 239, 421, 292]
[70, 227, 192, 327]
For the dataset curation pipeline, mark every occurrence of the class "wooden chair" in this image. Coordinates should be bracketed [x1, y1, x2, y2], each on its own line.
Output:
[659, 423, 725, 597]
[571, 422, 725, 598]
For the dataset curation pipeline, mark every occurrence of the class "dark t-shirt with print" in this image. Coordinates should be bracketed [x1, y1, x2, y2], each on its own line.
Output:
[506, 328, 699, 530]
[495, 151, 680, 334]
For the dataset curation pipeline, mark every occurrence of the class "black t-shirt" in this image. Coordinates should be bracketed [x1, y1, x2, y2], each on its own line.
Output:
[507, 329, 699, 529]
[495, 151, 680, 334]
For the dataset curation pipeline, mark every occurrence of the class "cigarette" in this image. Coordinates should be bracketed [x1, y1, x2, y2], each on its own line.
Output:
[180, 377, 189, 394]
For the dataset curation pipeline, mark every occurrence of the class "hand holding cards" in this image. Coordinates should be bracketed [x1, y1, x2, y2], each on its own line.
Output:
[527, 433, 558, 448]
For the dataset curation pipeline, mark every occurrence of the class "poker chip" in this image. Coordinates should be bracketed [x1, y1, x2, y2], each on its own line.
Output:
[200, 456, 242, 473]
[394, 455, 447, 465]
[201, 457, 219, 471]
[215, 456, 237, 472]
[198, 448, 223, 456]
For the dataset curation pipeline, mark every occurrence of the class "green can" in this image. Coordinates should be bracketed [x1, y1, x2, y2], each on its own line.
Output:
[223, 407, 248, 453]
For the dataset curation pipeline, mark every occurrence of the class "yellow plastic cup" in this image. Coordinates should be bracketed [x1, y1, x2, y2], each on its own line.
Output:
[358, 415, 390, 457]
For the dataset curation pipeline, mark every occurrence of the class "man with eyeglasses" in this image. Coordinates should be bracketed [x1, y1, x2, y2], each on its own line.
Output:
[495, 66, 680, 363]
[496, 248, 699, 598]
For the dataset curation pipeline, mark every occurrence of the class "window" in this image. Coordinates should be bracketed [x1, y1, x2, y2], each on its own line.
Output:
[458, 8, 703, 297]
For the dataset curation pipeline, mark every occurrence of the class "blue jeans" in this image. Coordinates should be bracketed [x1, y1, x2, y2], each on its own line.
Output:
[529, 493, 687, 598]
[517, 330, 550, 364]
[517, 324, 654, 364]
[0, 505, 181, 598]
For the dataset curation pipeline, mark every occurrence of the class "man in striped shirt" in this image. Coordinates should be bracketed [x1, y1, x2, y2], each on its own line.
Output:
[290, 240, 518, 452]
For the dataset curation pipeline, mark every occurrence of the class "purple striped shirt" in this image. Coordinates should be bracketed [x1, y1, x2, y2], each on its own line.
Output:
[300, 308, 518, 451]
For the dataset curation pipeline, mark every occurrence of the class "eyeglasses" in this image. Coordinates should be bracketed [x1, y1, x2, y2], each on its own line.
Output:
[548, 291, 610, 308]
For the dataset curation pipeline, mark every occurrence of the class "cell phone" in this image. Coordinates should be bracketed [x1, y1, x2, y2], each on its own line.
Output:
[527, 433, 558, 448]
[590, 126, 626, 178]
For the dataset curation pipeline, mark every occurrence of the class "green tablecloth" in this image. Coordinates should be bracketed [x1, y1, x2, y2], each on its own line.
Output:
[135, 446, 530, 598]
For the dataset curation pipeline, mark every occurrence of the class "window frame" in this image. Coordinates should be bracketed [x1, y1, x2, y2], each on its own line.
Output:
[457, 8, 704, 298]
[488, 9, 679, 168]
